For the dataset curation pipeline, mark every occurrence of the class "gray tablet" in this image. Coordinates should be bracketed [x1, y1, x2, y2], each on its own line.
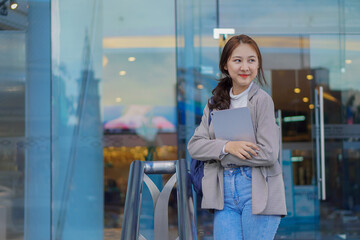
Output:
[211, 107, 256, 143]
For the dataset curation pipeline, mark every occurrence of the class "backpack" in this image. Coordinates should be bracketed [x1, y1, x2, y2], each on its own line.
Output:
[190, 101, 213, 196]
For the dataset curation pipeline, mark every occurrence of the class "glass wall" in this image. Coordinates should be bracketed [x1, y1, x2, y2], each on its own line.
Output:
[2, 0, 104, 239]
[2, 0, 178, 239]
[0, 29, 27, 240]
[0, 0, 52, 239]
[102, 0, 177, 239]
[177, 0, 360, 239]
[51, 0, 103, 239]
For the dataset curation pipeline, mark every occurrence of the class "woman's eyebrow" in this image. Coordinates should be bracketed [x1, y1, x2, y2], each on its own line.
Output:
[231, 55, 257, 58]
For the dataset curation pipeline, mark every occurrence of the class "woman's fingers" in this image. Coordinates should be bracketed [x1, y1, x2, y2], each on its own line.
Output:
[238, 149, 252, 159]
[226, 141, 260, 159]
[235, 152, 247, 160]
[245, 142, 259, 151]
[241, 145, 257, 156]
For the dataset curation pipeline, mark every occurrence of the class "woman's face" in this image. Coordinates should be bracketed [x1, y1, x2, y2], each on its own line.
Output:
[225, 43, 259, 94]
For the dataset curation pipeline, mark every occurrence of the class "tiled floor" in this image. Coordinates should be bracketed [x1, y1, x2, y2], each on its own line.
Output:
[105, 226, 360, 240]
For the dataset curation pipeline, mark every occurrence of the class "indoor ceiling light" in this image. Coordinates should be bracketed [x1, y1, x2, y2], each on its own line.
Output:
[119, 71, 126, 76]
[303, 97, 309, 103]
[197, 84, 204, 89]
[309, 104, 315, 110]
[345, 59, 352, 64]
[294, 88, 301, 94]
[128, 57, 136, 62]
[306, 75, 313, 80]
[10, 0, 17, 9]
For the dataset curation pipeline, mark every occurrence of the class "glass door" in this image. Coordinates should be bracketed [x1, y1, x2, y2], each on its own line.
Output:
[267, 34, 360, 239]
[269, 34, 360, 239]
[310, 34, 360, 239]
[183, 1, 360, 239]
[268, 39, 321, 239]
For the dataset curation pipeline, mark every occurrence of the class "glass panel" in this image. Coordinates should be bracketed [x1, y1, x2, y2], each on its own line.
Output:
[176, 0, 219, 160]
[26, 1, 52, 239]
[51, 0, 103, 239]
[102, 0, 177, 238]
[0, 32, 26, 240]
[176, 0, 220, 238]
[310, 34, 360, 238]
[263, 36, 320, 236]
[0, 1, 52, 239]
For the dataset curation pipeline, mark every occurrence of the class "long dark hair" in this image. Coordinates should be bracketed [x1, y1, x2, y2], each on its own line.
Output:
[208, 34, 267, 110]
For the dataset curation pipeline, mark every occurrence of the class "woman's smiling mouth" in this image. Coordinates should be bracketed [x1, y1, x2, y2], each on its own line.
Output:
[239, 74, 249, 78]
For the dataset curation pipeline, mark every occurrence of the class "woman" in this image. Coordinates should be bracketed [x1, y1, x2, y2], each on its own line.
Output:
[187, 34, 287, 240]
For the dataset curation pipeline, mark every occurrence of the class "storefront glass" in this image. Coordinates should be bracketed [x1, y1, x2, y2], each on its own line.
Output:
[177, 0, 360, 239]
[1, 0, 53, 238]
[0, 31, 27, 240]
[102, 0, 177, 239]
[51, 0, 103, 239]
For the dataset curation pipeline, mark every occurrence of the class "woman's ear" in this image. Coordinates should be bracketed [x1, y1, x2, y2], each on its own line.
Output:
[224, 65, 228, 71]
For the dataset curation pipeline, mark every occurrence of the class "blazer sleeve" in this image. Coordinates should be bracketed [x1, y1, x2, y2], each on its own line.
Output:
[187, 104, 228, 161]
[222, 94, 280, 167]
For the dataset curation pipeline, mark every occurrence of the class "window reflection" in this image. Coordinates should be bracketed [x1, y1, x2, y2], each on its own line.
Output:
[292, 149, 313, 185]
[0, 32, 25, 239]
[102, 0, 177, 238]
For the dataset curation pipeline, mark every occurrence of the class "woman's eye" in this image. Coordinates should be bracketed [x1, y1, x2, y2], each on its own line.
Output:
[249, 59, 255, 62]
[234, 59, 241, 62]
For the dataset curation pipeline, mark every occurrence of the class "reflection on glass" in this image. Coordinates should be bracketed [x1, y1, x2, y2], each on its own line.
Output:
[51, 0, 103, 239]
[292, 149, 313, 186]
[102, 0, 177, 238]
[310, 34, 360, 237]
[0, 32, 25, 239]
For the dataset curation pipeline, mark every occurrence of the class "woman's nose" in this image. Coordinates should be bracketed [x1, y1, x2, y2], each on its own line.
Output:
[240, 63, 249, 71]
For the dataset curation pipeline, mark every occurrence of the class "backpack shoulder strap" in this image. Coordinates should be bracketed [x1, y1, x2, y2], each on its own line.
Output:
[208, 97, 213, 126]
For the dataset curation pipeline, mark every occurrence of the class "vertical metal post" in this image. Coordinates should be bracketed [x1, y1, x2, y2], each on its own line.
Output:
[315, 87, 326, 200]
[319, 87, 326, 200]
[121, 160, 145, 240]
[315, 89, 321, 200]
[277, 110, 283, 168]
[176, 159, 196, 240]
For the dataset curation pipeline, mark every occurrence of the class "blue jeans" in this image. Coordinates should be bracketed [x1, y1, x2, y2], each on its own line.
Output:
[213, 167, 281, 240]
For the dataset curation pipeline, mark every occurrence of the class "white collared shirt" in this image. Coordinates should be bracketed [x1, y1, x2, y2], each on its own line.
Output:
[229, 81, 253, 109]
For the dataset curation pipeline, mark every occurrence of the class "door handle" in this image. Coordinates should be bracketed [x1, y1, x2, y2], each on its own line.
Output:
[276, 110, 283, 168]
[315, 86, 326, 200]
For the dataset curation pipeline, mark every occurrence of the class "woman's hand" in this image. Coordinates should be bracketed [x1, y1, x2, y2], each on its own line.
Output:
[224, 141, 259, 160]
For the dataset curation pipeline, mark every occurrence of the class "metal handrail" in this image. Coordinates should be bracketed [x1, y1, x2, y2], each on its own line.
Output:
[121, 159, 196, 240]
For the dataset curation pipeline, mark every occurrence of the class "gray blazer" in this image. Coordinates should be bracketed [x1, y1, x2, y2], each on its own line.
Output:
[187, 83, 287, 216]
